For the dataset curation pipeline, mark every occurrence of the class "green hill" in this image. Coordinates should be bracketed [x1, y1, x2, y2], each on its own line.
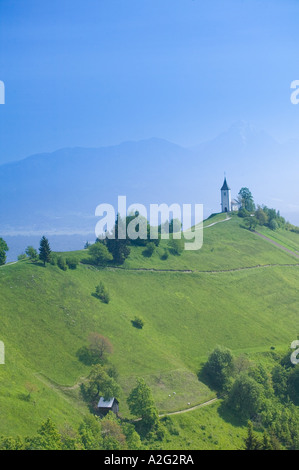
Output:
[0, 213, 298, 447]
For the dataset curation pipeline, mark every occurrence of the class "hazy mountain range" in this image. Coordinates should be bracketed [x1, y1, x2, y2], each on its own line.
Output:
[1, 121, 299, 258]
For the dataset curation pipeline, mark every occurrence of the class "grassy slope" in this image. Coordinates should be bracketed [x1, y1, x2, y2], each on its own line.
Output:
[256, 225, 299, 253]
[0, 214, 298, 446]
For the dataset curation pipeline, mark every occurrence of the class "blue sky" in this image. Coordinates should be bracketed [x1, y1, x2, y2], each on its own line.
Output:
[1, 0, 299, 164]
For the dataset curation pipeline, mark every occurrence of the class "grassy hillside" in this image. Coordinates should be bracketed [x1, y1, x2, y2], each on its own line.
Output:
[0, 213, 298, 446]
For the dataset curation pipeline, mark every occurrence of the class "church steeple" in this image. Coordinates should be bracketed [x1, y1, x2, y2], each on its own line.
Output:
[221, 177, 230, 191]
[221, 176, 232, 213]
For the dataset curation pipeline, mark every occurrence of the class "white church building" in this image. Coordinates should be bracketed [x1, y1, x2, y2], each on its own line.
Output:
[221, 177, 240, 213]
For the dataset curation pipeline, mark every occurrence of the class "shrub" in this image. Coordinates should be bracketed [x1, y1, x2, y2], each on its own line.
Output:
[78, 333, 114, 366]
[50, 253, 58, 265]
[89, 242, 113, 266]
[203, 346, 234, 391]
[168, 237, 184, 256]
[226, 373, 263, 419]
[95, 282, 110, 304]
[160, 248, 169, 260]
[144, 242, 155, 257]
[66, 257, 78, 269]
[25, 246, 38, 260]
[238, 208, 250, 218]
[269, 219, 278, 231]
[132, 316, 144, 329]
[57, 256, 67, 271]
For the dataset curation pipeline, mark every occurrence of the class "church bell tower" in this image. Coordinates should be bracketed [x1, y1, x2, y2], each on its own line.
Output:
[221, 177, 232, 213]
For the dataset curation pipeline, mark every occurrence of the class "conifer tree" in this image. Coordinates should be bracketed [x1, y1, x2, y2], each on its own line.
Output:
[244, 421, 261, 450]
[39, 236, 51, 266]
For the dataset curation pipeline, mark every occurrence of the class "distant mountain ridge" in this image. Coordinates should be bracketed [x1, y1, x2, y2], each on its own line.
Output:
[1, 122, 299, 237]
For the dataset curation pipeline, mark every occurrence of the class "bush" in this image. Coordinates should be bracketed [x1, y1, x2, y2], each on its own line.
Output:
[89, 242, 113, 266]
[50, 254, 58, 265]
[168, 237, 184, 256]
[57, 256, 67, 271]
[226, 373, 263, 419]
[160, 248, 169, 260]
[66, 257, 78, 269]
[238, 208, 250, 218]
[78, 333, 114, 366]
[269, 219, 278, 231]
[203, 346, 234, 391]
[132, 316, 144, 329]
[95, 282, 110, 304]
[144, 242, 155, 257]
[25, 246, 38, 260]
[17, 253, 27, 261]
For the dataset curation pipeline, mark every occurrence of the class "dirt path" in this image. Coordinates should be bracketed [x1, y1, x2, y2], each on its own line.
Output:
[0, 261, 18, 268]
[106, 262, 299, 275]
[203, 216, 231, 229]
[159, 397, 219, 417]
[254, 231, 299, 258]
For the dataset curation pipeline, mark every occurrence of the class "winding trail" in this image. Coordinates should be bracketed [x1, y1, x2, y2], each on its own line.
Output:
[253, 231, 299, 258]
[34, 371, 220, 419]
[159, 398, 219, 417]
[105, 262, 299, 276]
[0, 261, 18, 268]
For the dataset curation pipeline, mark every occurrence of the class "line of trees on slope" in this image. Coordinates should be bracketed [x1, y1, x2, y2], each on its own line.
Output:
[0, 414, 143, 451]
[236, 187, 293, 232]
[88, 213, 184, 266]
[202, 346, 299, 450]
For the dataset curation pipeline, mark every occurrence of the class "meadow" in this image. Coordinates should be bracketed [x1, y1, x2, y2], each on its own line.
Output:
[0, 214, 298, 447]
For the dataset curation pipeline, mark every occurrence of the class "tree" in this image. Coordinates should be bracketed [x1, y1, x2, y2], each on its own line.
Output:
[238, 187, 255, 212]
[106, 214, 131, 264]
[204, 346, 234, 391]
[88, 242, 113, 266]
[57, 256, 67, 271]
[255, 206, 268, 226]
[77, 333, 113, 365]
[25, 418, 62, 450]
[244, 421, 262, 450]
[95, 281, 110, 304]
[227, 373, 263, 419]
[127, 378, 159, 430]
[101, 413, 127, 450]
[269, 219, 278, 231]
[25, 246, 38, 260]
[122, 423, 142, 450]
[244, 216, 258, 231]
[0, 238, 9, 266]
[168, 237, 184, 256]
[0, 435, 24, 450]
[39, 236, 51, 266]
[272, 364, 288, 399]
[78, 415, 103, 450]
[287, 365, 299, 405]
[82, 364, 121, 402]
[87, 332, 113, 363]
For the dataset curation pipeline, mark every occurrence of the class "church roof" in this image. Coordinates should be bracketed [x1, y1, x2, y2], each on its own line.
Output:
[221, 178, 230, 191]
